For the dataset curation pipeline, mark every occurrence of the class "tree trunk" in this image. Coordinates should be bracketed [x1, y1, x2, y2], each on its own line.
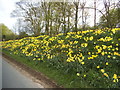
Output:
[94, 0, 96, 28]
[75, 3, 78, 33]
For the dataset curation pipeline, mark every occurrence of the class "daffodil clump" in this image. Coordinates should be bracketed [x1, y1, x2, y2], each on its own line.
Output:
[1, 28, 120, 88]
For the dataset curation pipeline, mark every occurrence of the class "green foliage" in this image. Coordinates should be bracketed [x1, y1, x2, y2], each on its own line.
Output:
[3, 49, 91, 88]
[18, 31, 29, 39]
[1, 28, 120, 88]
[0, 23, 15, 40]
[100, 8, 120, 28]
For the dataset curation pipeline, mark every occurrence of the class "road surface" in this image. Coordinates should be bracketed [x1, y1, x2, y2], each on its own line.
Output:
[0, 55, 2, 89]
[2, 57, 44, 88]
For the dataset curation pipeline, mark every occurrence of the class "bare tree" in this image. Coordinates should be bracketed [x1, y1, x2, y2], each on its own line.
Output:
[94, 0, 97, 27]
[12, 0, 44, 36]
[74, 1, 79, 33]
[80, 0, 86, 30]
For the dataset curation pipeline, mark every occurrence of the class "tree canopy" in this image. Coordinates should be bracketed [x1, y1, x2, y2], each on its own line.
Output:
[100, 8, 120, 28]
[0, 23, 15, 40]
[11, 0, 120, 37]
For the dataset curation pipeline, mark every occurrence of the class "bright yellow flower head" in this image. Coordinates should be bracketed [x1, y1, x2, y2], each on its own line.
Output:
[116, 44, 118, 46]
[81, 62, 85, 65]
[113, 79, 119, 83]
[84, 75, 86, 77]
[116, 48, 118, 51]
[58, 40, 64, 44]
[88, 52, 91, 55]
[113, 79, 116, 82]
[112, 49, 115, 51]
[116, 79, 119, 82]
[104, 73, 109, 77]
[81, 43, 88, 47]
[108, 55, 111, 58]
[101, 52, 105, 56]
[38, 58, 41, 60]
[113, 74, 117, 79]
[97, 66, 100, 69]
[101, 69, 105, 73]
[106, 62, 108, 65]
[77, 73, 80, 76]
[89, 36, 93, 40]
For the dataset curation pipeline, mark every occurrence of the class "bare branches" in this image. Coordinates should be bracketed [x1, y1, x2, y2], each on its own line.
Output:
[11, 0, 120, 36]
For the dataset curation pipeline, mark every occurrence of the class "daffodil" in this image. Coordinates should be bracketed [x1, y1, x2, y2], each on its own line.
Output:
[97, 66, 100, 68]
[108, 55, 111, 58]
[116, 44, 118, 46]
[113, 79, 116, 82]
[104, 73, 109, 77]
[113, 79, 119, 83]
[77, 73, 80, 76]
[89, 36, 93, 40]
[106, 62, 108, 65]
[38, 58, 41, 60]
[81, 62, 85, 65]
[84, 75, 86, 77]
[113, 74, 117, 79]
[101, 69, 105, 73]
[116, 48, 118, 50]
[81, 43, 88, 47]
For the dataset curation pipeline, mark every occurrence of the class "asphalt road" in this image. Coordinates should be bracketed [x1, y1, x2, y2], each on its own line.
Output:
[0, 55, 2, 89]
[2, 57, 44, 88]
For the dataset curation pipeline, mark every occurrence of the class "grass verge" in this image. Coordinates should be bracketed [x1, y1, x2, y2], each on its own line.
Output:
[2, 49, 92, 88]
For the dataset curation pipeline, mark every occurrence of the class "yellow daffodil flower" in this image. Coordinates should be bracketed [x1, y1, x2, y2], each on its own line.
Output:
[101, 69, 105, 73]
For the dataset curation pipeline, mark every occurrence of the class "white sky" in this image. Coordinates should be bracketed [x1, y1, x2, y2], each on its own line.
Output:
[0, 0, 118, 32]
[0, 0, 19, 31]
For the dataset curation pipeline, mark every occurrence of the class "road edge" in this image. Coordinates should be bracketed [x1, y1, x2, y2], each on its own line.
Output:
[2, 52, 62, 88]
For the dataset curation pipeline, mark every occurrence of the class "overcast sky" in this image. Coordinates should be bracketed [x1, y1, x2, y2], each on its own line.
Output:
[0, 0, 20, 31]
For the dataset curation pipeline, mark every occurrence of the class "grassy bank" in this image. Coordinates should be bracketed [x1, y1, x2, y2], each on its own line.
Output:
[1, 28, 120, 88]
[2, 49, 92, 88]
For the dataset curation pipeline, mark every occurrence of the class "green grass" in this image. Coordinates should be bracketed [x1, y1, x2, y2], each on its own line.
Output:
[2, 49, 93, 88]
